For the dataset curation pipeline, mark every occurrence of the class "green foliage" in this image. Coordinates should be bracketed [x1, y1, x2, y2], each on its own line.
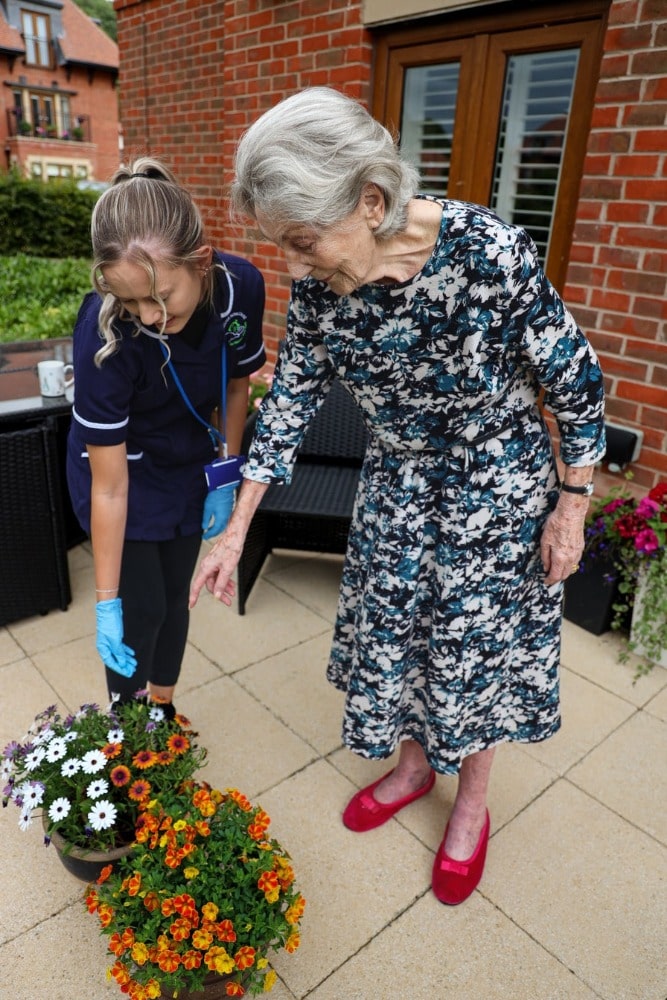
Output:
[70, 0, 117, 41]
[0, 171, 99, 258]
[0, 254, 92, 342]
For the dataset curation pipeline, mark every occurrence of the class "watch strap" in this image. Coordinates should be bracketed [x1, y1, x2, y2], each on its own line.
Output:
[560, 482, 594, 496]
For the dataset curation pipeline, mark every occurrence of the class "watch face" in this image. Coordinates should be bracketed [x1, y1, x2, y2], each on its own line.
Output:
[585, 483, 595, 496]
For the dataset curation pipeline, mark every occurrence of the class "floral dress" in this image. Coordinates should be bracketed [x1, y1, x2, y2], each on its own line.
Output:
[245, 199, 606, 773]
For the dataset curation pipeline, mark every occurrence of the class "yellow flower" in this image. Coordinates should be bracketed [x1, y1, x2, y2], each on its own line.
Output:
[264, 969, 277, 991]
[256, 958, 268, 970]
[183, 867, 199, 880]
[201, 902, 218, 921]
[174, 819, 187, 832]
[130, 942, 149, 966]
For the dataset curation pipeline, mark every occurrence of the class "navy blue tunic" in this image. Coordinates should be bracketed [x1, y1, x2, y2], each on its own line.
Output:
[67, 252, 265, 541]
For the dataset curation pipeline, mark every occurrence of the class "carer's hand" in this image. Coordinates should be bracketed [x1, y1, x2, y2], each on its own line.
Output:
[95, 598, 137, 676]
[540, 498, 588, 585]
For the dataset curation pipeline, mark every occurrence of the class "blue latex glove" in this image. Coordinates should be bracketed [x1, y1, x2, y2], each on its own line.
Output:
[202, 484, 236, 540]
[95, 598, 137, 677]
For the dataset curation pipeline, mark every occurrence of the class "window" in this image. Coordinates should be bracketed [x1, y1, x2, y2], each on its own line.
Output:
[22, 10, 51, 68]
[373, 0, 609, 289]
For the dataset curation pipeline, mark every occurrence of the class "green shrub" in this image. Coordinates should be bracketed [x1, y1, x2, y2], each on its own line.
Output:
[0, 254, 92, 342]
[0, 171, 99, 258]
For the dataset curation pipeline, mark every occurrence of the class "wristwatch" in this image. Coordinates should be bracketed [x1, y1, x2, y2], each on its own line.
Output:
[560, 482, 594, 496]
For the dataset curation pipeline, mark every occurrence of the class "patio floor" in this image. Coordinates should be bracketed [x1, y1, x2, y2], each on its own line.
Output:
[1, 541, 665, 1000]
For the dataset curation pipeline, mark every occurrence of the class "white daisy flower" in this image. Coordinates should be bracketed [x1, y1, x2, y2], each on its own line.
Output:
[48, 797, 71, 822]
[81, 750, 107, 774]
[63, 731, 78, 743]
[19, 810, 33, 831]
[149, 706, 165, 722]
[87, 778, 109, 799]
[61, 758, 81, 777]
[45, 737, 68, 762]
[18, 781, 45, 808]
[87, 800, 117, 831]
[107, 727, 124, 744]
[24, 747, 46, 772]
[33, 727, 53, 745]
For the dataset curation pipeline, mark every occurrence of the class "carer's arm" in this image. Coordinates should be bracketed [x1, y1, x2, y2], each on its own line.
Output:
[188, 478, 269, 608]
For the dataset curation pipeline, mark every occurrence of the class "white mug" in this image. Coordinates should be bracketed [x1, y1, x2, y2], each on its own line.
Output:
[37, 359, 74, 398]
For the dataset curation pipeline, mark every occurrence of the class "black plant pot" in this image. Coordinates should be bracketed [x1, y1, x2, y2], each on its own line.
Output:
[563, 557, 619, 635]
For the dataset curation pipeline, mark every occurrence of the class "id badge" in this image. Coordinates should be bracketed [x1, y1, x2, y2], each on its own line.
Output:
[204, 455, 245, 491]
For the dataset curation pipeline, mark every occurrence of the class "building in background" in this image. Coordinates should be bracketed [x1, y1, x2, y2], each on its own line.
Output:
[1, 0, 119, 182]
[113, 0, 665, 491]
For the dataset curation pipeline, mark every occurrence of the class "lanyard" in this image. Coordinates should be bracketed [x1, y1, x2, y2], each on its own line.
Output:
[158, 339, 228, 457]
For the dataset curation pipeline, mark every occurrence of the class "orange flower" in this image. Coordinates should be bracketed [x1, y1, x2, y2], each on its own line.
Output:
[215, 919, 236, 943]
[103, 742, 122, 759]
[128, 779, 151, 802]
[85, 888, 99, 913]
[110, 764, 132, 787]
[226, 983, 245, 997]
[97, 903, 114, 928]
[174, 712, 192, 728]
[154, 750, 174, 765]
[227, 788, 252, 811]
[285, 894, 306, 925]
[195, 819, 211, 837]
[160, 897, 176, 917]
[181, 949, 203, 970]
[285, 932, 300, 953]
[96, 864, 113, 885]
[121, 928, 136, 950]
[109, 932, 126, 957]
[110, 960, 131, 986]
[143, 891, 160, 912]
[157, 949, 180, 973]
[125, 872, 141, 897]
[234, 945, 255, 970]
[257, 871, 280, 901]
[169, 917, 192, 942]
[166, 733, 190, 755]
[145, 981, 161, 1000]
[132, 749, 157, 769]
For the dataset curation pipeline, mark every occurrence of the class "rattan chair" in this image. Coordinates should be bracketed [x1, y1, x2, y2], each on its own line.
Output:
[0, 420, 71, 626]
[237, 379, 368, 614]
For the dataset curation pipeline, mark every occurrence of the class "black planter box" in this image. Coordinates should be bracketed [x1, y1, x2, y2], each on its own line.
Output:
[563, 558, 619, 635]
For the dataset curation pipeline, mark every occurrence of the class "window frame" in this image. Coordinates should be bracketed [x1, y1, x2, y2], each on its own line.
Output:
[21, 9, 52, 69]
[372, 0, 610, 290]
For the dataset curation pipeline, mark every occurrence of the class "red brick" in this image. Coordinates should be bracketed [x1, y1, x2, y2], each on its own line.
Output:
[601, 312, 659, 338]
[607, 0, 641, 24]
[614, 154, 660, 176]
[600, 355, 649, 380]
[615, 220, 667, 247]
[596, 79, 643, 104]
[617, 381, 667, 408]
[642, 405, 667, 431]
[586, 130, 632, 154]
[604, 397, 640, 423]
[631, 50, 667, 77]
[604, 23, 653, 50]
[607, 269, 667, 296]
[623, 103, 667, 126]
[634, 129, 667, 152]
[606, 202, 650, 223]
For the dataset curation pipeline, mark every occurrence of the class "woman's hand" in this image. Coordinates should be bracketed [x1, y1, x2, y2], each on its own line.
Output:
[189, 478, 269, 608]
[540, 495, 589, 585]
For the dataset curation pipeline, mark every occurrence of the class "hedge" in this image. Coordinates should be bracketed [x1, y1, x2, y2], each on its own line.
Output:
[0, 170, 99, 258]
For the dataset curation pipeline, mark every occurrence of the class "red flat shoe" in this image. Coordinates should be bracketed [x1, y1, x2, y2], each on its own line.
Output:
[343, 768, 436, 832]
[432, 809, 490, 905]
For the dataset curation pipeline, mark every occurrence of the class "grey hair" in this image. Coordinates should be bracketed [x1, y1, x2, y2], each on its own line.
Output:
[91, 156, 216, 365]
[231, 87, 420, 239]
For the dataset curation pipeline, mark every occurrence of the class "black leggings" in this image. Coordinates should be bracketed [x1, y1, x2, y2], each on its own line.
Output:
[105, 533, 202, 701]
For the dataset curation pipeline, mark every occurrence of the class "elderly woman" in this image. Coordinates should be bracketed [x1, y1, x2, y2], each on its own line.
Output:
[189, 87, 605, 905]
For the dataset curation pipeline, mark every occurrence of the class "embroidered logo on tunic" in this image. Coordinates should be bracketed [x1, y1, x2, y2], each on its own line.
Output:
[225, 313, 248, 348]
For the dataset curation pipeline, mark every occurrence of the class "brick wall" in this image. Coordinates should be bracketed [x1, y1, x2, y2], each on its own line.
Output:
[562, 0, 667, 492]
[114, 0, 666, 489]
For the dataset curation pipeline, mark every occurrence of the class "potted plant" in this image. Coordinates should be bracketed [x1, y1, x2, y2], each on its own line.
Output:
[1, 691, 206, 879]
[18, 119, 32, 136]
[72, 124, 85, 141]
[579, 479, 667, 674]
[87, 780, 305, 998]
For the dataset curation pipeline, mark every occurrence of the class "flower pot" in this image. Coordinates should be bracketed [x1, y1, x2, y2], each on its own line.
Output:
[44, 816, 134, 883]
[170, 971, 237, 999]
[630, 565, 667, 668]
[563, 556, 619, 635]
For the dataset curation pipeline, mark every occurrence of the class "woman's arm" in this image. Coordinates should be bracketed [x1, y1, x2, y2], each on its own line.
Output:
[87, 443, 129, 598]
[540, 463, 595, 585]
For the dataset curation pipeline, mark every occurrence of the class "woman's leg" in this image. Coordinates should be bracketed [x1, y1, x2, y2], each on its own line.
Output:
[444, 746, 494, 859]
[369, 739, 494, 858]
[148, 533, 202, 704]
